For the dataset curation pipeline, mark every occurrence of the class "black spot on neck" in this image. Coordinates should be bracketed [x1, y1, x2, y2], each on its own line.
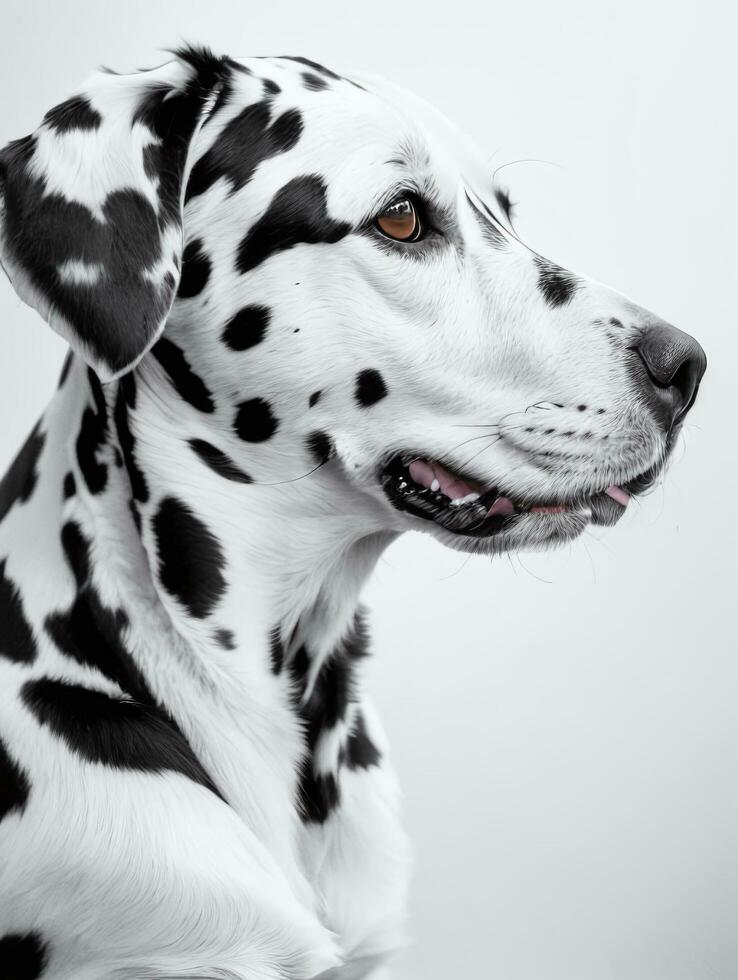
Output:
[534, 256, 578, 307]
[269, 628, 285, 675]
[214, 628, 236, 650]
[62, 471, 76, 500]
[355, 369, 387, 407]
[236, 175, 350, 275]
[151, 336, 215, 413]
[308, 390, 322, 408]
[0, 931, 48, 979]
[153, 496, 226, 619]
[177, 238, 211, 298]
[113, 373, 149, 504]
[233, 398, 279, 443]
[188, 439, 253, 484]
[76, 369, 109, 495]
[0, 736, 31, 821]
[0, 560, 37, 664]
[307, 431, 332, 464]
[292, 612, 374, 823]
[21, 677, 223, 798]
[345, 711, 381, 770]
[57, 351, 74, 388]
[0, 422, 45, 523]
[221, 305, 270, 351]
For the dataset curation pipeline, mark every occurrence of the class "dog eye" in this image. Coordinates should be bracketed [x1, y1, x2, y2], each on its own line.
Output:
[375, 197, 423, 242]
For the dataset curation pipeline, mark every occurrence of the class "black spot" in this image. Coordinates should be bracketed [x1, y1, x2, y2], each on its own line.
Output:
[113, 374, 149, 503]
[302, 72, 329, 91]
[269, 628, 284, 675]
[0, 931, 48, 979]
[234, 398, 279, 443]
[153, 496, 226, 618]
[214, 628, 236, 650]
[45, 522, 152, 702]
[221, 305, 270, 351]
[298, 769, 340, 823]
[345, 712, 381, 771]
[279, 56, 365, 90]
[577, 404, 587, 412]
[0, 423, 45, 523]
[609, 317, 624, 328]
[185, 102, 303, 204]
[293, 612, 371, 823]
[307, 431, 332, 464]
[43, 94, 102, 133]
[57, 351, 74, 388]
[0, 736, 30, 822]
[177, 238, 211, 298]
[188, 439, 253, 483]
[0, 560, 37, 664]
[465, 191, 506, 247]
[75, 370, 108, 495]
[355, 369, 387, 407]
[597, 408, 606, 414]
[308, 390, 321, 408]
[237, 175, 350, 275]
[262, 78, 281, 97]
[493, 186, 516, 222]
[534, 256, 578, 307]
[62, 472, 76, 499]
[22, 677, 222, 797]
[151, 336, 215, 413]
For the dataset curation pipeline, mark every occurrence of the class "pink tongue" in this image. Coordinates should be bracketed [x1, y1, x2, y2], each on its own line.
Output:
[487, 497, 515, 517]
[605, 485, 630, 507]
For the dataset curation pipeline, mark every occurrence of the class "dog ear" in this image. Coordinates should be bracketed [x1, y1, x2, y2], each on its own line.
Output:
[0, 46, 230, 381]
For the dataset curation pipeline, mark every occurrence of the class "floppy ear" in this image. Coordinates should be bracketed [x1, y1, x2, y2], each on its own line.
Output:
[0, 46, 230, 381]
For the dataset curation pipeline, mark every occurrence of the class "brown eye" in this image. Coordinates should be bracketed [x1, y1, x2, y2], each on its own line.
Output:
[375, 197, 423, 242]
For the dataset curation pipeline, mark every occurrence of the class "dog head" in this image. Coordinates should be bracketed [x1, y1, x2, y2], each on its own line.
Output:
[0, 47, 706, 557]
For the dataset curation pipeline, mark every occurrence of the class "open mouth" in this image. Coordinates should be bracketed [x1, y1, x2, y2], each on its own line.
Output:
[380, 454, 632, 539]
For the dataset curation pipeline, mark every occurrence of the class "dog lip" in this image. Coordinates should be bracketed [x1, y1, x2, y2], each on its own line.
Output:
[379, 452, 638, 538]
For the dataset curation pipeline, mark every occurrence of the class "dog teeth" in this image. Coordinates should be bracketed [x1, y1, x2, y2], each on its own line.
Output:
[430, 479, 440, 492]
[449, 492, 480, 507]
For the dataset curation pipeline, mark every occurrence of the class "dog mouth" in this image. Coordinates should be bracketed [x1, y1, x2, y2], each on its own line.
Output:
[380, 454, 632, 539]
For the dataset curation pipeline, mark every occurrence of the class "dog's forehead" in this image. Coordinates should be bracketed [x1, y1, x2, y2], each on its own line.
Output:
[222, 57, 488, 203]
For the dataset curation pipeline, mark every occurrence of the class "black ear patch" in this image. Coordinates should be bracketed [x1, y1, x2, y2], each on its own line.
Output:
[186, 101, 303, 204]
[534, 256, 579, 307]
[0, 51, 231, 380]
[355, 369, 387, 407]
[0, 422, 45, 523]
[222, 305, 270, 351]
[237, 175, 350, 274]
[234, 398, 279, 442]
[153, 496, 226, 619]
[0, 931, 48, 980]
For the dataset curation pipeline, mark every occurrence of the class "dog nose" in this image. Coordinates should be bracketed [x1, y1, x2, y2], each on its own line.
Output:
[634, 320, 706, 426]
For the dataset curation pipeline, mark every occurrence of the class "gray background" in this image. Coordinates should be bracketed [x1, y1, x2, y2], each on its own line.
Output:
[1, 2, 735, 978]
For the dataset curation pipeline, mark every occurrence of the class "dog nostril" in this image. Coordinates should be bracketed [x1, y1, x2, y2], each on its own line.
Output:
[635, 320, 707, 422]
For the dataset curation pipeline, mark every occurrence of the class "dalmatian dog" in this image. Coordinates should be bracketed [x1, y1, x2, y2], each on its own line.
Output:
[0, 45, 706, 979]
